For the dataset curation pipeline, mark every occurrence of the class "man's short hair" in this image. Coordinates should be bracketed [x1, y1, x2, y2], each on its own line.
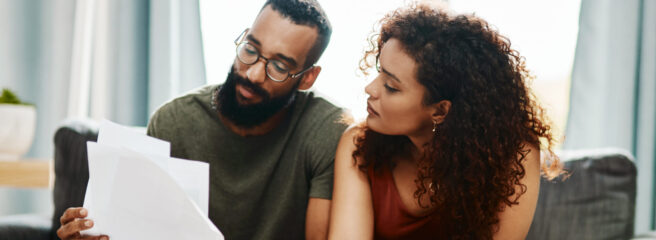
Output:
[262, 0, 332, 68]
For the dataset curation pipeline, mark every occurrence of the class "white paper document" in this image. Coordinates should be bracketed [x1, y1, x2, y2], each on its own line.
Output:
[82, 120, 222, 240]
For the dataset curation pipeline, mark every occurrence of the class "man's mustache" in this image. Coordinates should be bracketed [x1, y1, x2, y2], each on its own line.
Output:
[233, 74, 270, 100]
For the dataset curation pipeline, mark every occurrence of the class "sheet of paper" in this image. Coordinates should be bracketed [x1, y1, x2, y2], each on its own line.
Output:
[88, 120, 208, 215]
[82, 120, 220, 239]
[150, 155, 210, 216]
[97, 119, 170, 157]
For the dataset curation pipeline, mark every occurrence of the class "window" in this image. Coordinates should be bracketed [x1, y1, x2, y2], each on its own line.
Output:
[450, 0, 581, 147]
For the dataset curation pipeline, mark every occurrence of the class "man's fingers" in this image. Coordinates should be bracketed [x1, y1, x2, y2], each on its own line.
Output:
[57, 226, 76, 239]
[60, 207, 88, 225]
[74, 235, 109, 240]
[58, 219, 94, 239]
[57, 208, 106, 240]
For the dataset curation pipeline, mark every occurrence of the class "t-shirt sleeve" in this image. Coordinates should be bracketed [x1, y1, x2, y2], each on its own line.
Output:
[146, 109, 160, 138]
[146, 101, 176, 141]
[306, 109, 349, 199]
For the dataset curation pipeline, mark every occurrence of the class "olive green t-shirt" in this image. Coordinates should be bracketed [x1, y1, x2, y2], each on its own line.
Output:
[146, 85, 347, 240]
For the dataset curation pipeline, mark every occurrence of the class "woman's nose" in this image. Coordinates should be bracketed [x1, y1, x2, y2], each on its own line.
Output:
[365, 76, 380, 99]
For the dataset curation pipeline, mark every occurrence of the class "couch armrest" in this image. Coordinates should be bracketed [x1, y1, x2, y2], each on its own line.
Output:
[632, 231, 656, 239]
[50, 119, 99, 238]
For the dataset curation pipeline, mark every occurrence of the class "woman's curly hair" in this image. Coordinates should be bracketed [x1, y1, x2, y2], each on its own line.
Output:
[353, 4, 564, 239]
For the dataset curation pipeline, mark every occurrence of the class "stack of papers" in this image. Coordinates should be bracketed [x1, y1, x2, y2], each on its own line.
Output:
[81, 120, 223, 240]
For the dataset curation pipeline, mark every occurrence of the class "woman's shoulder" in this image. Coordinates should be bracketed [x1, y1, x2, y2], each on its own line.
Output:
[521, 141, 541, 163]
[336, 124, 366, 165]
[339, 123, 369, 148]
[518, 141, 542, 179]
[342, 123, 363, 138]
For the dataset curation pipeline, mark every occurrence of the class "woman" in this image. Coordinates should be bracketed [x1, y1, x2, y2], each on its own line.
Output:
[329, 4, 563, 240]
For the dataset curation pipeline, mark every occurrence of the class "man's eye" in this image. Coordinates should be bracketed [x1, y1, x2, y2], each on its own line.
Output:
[271, 61, 289, 73]
[245, 47, 257, 56]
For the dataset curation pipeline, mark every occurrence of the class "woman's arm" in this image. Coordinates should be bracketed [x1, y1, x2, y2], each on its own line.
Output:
[328, 127, 374, 240]
[493, 143, 541, 240]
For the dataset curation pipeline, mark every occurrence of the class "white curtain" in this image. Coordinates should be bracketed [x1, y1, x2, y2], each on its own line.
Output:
[0, 0, 206, 216]
[564, 0, 656, 234]
[70, 0, 206, 126]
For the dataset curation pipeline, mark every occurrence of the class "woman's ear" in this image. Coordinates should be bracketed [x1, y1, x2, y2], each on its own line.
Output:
[430, 100, 452, 124]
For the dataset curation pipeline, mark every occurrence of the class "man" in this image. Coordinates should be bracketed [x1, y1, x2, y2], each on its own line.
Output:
[56, 0, 347, 239]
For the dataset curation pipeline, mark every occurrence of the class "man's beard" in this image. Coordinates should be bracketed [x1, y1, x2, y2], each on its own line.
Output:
[216, 67, 298, 128]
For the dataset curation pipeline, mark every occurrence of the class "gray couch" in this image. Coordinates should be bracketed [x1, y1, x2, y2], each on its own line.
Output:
[527, 149, 639, 239]
[0, 120, 651, 240]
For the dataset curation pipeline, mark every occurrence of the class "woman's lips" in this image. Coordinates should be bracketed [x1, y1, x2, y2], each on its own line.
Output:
[367, 102, 379, 116]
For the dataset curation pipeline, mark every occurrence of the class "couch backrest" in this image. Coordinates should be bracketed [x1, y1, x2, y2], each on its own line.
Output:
[526, 149, 637, 240]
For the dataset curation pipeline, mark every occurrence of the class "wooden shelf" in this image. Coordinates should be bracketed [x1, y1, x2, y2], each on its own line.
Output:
[0, 159, 52, 188]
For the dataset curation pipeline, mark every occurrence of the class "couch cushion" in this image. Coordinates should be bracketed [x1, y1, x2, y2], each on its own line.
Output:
[527, 148, 637, 240]
[0, 214, 51, 240]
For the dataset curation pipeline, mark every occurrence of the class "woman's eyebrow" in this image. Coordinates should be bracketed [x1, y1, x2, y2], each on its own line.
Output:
[380, 66, 401, 83]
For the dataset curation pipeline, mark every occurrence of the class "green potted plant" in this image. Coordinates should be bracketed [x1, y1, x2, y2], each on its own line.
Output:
[0, 88, 36, 161]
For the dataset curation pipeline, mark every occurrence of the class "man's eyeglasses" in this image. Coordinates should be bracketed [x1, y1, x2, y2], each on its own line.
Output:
[234, 29, 313, 82]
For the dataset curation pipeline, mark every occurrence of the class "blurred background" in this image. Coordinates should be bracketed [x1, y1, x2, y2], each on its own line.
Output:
[0, 0, 653, 235]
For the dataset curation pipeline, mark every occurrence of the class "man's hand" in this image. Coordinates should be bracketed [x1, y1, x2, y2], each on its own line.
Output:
[56, 207, 109, 240]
